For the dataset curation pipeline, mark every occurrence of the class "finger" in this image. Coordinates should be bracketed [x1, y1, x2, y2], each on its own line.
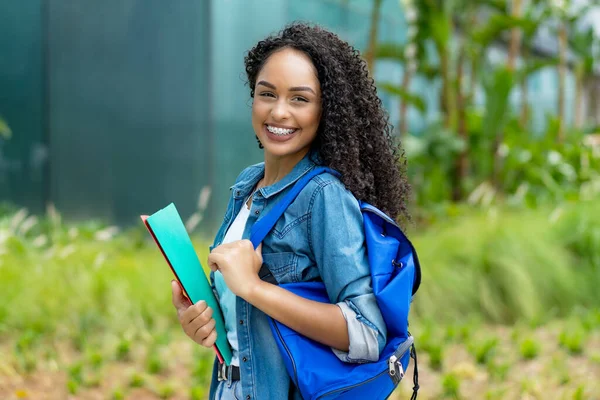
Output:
[180, 300, 207, 325]
[189, 304, 213, 331]
[186, 306, 214, 336]
[171, 280, 191, 311]
[201, 329, 217, 347]
[210, 242, 233, 254]
[194, 317, 217, 341]
[207, 252, 225, 272]
[185, 307, 213, 338]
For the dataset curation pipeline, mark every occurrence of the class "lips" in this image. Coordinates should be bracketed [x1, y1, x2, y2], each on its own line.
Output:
[266, 124, 297, 135]
[263, 124, 298, 142]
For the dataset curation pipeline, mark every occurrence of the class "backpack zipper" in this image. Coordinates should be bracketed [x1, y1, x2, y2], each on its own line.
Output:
[273, 322, 299, 387]
[388, 336, 414, 384]
[315, 337, 414, 399]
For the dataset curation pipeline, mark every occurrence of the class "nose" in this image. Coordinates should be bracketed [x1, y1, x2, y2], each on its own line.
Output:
[270, 99, 291, 121]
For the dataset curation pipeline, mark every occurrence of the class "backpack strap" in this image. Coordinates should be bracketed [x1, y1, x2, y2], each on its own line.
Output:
[249, 166, 338, 249]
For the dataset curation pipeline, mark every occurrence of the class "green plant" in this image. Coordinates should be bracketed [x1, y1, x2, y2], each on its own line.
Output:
[67, 379, 79, 395]
[469, 337, 498, 365]
[520, 378, 542, 397]
[116, 338, 132, 361]
[427, 344, 444, 371]
[190, 386, 206, 400]
[129, 372, 145, 388]
[87, 350, 104, 370]
[486, 360, 510, 382]
[112, 388, 125, 400]
[0, 116, 11, 139]
[157, 382, 176, 399]
[573, 385, 586, 400]
[412, 199, 600, 323]
[485, 388, 508, 400]
[442, 372, 461, 399]
[146, 350, 166, 375]
[68, 362, 84, 384]
[559, 328, 587, 355]
[519, 337, 540, 360]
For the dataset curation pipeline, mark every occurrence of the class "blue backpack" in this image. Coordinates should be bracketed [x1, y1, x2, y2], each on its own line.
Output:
[250, 167, 421, 400]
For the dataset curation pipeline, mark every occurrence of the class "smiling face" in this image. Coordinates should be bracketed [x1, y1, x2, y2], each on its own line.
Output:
[252, 48, 322, 163]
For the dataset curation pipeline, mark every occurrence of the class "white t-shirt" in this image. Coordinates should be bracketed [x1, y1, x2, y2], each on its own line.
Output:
[214, 200, 251, 366]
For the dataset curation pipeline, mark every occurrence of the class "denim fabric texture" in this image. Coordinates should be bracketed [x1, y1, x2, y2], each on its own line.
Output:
[207, 152, 387, 400]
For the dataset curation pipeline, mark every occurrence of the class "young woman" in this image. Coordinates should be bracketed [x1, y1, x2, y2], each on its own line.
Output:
[171, 23, 411, 400]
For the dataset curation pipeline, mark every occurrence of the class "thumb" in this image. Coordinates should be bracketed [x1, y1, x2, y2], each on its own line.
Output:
[171, 280, 191, 310]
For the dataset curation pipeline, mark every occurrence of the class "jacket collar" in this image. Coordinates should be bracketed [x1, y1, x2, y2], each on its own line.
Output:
[230, 151, 321, 200]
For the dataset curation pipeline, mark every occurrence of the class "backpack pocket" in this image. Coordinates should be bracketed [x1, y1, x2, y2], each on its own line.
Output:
[270, 282, 415, 400]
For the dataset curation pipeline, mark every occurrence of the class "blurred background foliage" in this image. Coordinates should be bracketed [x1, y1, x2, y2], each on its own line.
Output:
[1, 0, 600, 399]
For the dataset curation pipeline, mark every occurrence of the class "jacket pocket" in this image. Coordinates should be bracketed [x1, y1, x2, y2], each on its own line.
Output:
[261, 252, 298, 284]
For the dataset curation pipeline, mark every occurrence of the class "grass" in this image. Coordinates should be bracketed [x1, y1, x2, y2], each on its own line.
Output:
[559, 328, 587, 355]
[519, 337, 541, 360]
[1, 201, 600, 399]
[411, 199, 600, 324]
[441, 372, 461, 399]
[469, 337, 499, 365]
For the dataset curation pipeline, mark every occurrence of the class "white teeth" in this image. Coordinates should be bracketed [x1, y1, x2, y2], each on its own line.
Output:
[267, 125, 296, 135]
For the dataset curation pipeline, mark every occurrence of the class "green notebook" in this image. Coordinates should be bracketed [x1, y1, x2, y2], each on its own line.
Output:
[141, 203, 232, 365]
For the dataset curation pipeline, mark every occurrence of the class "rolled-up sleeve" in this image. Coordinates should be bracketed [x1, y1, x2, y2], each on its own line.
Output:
[308, 179, 387, 362]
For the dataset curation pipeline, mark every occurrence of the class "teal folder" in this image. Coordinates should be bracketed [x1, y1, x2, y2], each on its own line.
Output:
[141, 203, 232, 365]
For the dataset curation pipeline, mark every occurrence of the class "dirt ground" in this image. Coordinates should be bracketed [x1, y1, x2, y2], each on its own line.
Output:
[1, 325, 599, 400]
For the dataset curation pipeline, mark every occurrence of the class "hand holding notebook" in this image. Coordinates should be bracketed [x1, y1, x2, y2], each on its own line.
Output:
[141, 203, 232, 365]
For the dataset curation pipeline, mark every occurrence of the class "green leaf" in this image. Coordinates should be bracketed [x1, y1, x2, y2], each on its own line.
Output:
[516, 58, 560, 81]
[472, 14, 537, 48]
[379, 82, 427, 113]
[482, 66, 515, 139]
[475, 0, 508, 14]
[375, 43, 406, 63]
[0, 117, 11, 140]
[429, 11, 452, 50]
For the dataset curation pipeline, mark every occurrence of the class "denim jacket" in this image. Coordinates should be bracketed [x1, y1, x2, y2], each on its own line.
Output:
[208, 152, 387, 400]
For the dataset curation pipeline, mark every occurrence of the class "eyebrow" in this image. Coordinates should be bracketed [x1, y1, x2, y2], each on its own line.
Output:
[257, 80, 316, 95]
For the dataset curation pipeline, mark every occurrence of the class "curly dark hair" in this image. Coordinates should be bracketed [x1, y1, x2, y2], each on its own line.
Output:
[244, 23, 410, 223]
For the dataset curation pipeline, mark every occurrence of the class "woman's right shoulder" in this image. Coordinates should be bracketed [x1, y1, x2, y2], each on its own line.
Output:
[232, 162, 264, 186]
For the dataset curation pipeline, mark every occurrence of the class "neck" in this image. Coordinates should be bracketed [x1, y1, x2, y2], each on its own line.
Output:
[262, 149, 310, 186]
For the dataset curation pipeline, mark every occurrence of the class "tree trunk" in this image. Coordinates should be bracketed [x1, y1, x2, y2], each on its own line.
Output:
[519, 47, 529, 127]
[439, 47, 455, 129]
[452, 45, 468, 202]
[574, 65, 585, 129]
[493, 0, 522, 190]
[399, 68, 413, 136]
[557, 22, 567, 142]
[591, 77, 600, 127]
[365, 0, 382, 74]
[507, 0, 522, 71]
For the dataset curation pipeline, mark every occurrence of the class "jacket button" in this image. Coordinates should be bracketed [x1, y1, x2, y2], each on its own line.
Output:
[246, 396, 251, 400]
[243, 357, 247, 362]
[254, 210, 260, 215]
[239, 320, 244, 325]
[236, 190, 241, 196]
